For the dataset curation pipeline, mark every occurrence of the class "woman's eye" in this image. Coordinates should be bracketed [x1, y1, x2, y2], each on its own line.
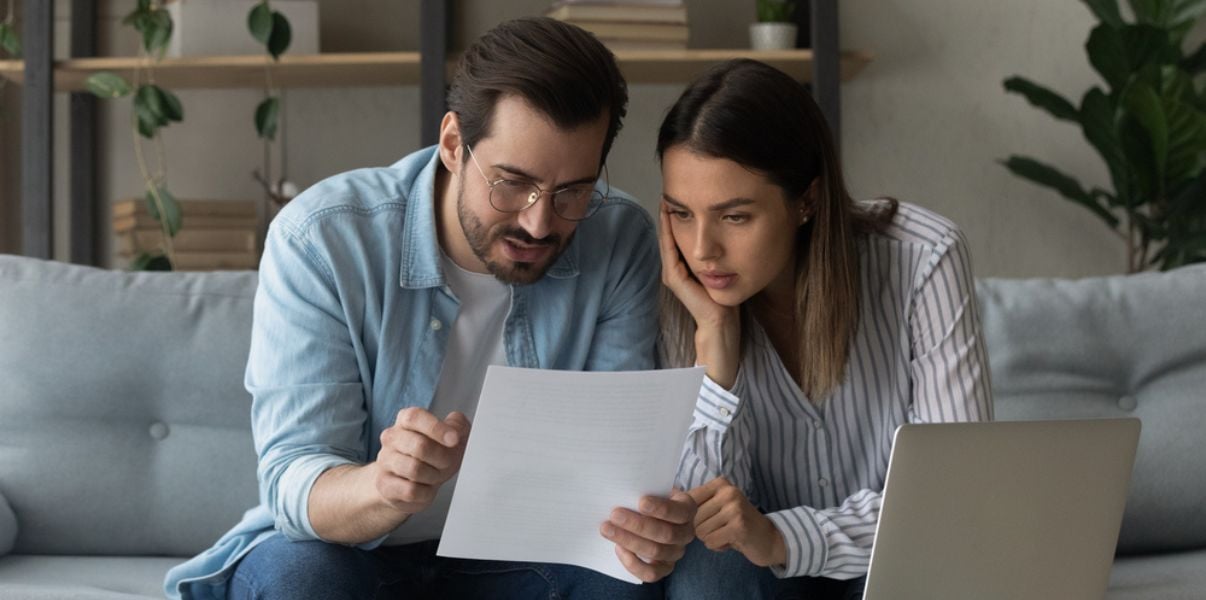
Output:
[667, 209, 691, 220]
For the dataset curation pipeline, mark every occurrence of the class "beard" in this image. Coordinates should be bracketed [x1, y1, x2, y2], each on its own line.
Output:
[456, 182, 571, 285]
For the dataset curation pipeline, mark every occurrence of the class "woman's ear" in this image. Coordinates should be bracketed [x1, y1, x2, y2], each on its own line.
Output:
[798, 179, 821, 225]
[437, 111, 463, 173]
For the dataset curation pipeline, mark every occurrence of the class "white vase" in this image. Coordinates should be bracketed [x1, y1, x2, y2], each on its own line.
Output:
[749, 22, 798, 50]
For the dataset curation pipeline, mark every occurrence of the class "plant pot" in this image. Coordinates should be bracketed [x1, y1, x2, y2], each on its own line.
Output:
[749, 22, 797, 50]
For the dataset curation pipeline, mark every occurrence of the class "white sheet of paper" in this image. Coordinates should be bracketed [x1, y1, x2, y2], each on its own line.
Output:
[437, 365, 706, 583]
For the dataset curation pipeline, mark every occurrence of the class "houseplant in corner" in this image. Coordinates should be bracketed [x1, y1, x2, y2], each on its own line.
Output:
[1002, 0, 1206, 272]
[750, 0, 797, 51]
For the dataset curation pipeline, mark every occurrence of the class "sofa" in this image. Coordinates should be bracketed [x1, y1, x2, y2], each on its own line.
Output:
[0, 254, 1203, 599]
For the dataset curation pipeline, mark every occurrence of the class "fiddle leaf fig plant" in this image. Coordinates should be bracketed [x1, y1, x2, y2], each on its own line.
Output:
[1002, 0, 1206, 272]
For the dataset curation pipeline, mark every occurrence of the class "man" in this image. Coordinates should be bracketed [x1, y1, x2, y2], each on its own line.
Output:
[165, 17, 694, 600]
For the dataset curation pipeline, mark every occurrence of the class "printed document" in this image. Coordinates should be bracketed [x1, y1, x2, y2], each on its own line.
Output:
[437, 365, 706, 583]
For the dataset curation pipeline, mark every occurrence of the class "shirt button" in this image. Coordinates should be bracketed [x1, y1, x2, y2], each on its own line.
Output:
[718, 406, 732, 418]
[818, 477, 829, 488]
[430, 318, 443, 331]
[814, 421, 824, 430]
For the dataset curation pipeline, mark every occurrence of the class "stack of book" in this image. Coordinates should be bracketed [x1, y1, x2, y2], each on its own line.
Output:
[546, 1, 689, 51]
[113, 198, 260, 270]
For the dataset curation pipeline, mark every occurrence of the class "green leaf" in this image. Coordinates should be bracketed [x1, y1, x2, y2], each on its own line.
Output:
[1182, 42, 1205, 74]
[255, 96, 280, 140]
[1087, 24, 1129, 90]
[134, 91, 161, 138]
[1080, 88, 1130, 196]
[1128, 0, 1175, 26]
[1171, 0, 1206, 25]
[136, 85, 166, 124]
[145, 185, 183, 236]
[1002, 155, 1121, 227]
[267, 12, 292, 59]
[1122, 81, 1169, 183]
[143, 9, 173, 54]
[248, 3, 274, 45]
[86, 72, 133, 98]
[0, 22, 21, 57]
[1120, 24, 1176, 71]
[1004, 76, 1080, 122]
[155, 86, 184, 122]
[1083, 0, 1124, 28]
[131, 252, 173, 271]
[1162, 95, 1206, 182]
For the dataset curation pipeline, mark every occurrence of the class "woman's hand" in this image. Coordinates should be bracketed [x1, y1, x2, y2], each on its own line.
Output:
[659, 206, 741, 388]
[687, 477, 787, 568]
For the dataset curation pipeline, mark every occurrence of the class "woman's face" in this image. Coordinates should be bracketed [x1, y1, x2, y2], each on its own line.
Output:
[661, 146, 804, 307]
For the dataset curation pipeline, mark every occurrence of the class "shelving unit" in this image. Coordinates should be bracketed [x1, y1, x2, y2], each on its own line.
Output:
[0, 48, 871, 91]
[7, 0, 855, 265]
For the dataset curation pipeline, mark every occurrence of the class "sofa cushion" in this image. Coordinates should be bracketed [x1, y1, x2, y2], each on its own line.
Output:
[1107, 549, 1206, 599]
[976, 265, 1206, 555]
[0, 256, 261, 556]
[0, 491, 15, 555]
[0, 555, 180, 599]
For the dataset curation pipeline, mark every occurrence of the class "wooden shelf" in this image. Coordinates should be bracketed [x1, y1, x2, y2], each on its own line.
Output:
[0, 52, 422, 91]
[613, 49, 872, 84]
[0, 49, 871, 91]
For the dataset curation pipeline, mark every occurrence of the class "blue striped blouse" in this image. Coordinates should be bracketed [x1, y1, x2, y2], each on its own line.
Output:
[675, 201, 993, 580]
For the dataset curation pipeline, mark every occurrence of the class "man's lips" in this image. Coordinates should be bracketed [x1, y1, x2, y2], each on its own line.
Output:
[500, 237, 553, 263]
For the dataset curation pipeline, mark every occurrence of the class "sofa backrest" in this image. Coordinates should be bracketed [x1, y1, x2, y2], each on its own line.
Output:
[977, 265, 1206, 555]
[0, 256, 260, 557]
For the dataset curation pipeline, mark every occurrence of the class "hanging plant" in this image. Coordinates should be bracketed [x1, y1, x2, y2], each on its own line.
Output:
[85, 0, 184, 271]
[249, 1, 296, 209]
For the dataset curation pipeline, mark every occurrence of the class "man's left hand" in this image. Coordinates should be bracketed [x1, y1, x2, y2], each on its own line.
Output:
[600, 490, 697, 582]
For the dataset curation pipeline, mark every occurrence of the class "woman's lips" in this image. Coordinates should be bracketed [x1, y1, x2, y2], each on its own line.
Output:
[696, 271, 737, 290]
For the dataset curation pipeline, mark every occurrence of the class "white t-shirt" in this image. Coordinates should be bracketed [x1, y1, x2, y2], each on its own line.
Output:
[385, 252, 510, 544]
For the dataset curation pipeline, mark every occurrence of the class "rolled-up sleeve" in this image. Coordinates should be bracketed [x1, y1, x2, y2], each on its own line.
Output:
[246, 220, 370, 542]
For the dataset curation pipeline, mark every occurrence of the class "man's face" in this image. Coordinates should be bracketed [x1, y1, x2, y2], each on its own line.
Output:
[455, 95, 609, 285]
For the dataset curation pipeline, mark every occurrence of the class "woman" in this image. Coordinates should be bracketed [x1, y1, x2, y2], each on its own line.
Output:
[657, 59, 992, 599]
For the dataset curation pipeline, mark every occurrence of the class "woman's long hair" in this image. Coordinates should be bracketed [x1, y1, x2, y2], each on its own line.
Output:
[657, 59, 896, 402]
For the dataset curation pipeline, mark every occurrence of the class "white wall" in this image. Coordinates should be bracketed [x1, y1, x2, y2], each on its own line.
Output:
[2, 0, 1181, 276]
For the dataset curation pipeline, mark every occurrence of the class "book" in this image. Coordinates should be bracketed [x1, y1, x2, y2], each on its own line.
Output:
[546, 3, 687, 24]
[161, 252, 260, 271]
[599, 39, 688, 51]
[113, 198, 257, 218]
[115, 228, 258, 255]
[113, 214, 259, 233]
[567, 21, 688, 42]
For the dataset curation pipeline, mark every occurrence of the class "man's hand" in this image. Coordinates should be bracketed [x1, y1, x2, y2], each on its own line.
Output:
[372, 407, 471, 515]
[687, 476, 786, 567]
[600, 490, 698, 582]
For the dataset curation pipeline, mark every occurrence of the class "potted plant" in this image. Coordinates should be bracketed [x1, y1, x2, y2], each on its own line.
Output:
[750, 0, 797, 51]
[1002, 0, 1206, 272]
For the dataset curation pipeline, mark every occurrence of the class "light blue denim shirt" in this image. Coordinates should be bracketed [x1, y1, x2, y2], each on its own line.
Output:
[165, 146, 659, 599]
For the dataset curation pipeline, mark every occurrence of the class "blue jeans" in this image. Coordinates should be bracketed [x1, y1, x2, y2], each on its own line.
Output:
[663, 540, 867, 600]
[229, 535, 661, 600]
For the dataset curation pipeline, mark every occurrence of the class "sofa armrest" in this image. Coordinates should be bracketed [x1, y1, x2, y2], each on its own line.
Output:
[0, 490, 16, 555]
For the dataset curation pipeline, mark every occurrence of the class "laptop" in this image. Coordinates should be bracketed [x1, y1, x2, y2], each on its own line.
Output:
[863, 418, 1140, 600]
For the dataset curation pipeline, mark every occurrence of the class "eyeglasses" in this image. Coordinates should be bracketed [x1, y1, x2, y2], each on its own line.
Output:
[466, 145, 607, 222]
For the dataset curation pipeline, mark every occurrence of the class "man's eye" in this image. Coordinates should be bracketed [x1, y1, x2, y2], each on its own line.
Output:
[723, 214, 750, 224]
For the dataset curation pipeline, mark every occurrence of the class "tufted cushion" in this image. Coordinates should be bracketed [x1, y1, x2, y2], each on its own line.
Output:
[977, 265, 1206, 555]
[0, 256, 261, 556]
